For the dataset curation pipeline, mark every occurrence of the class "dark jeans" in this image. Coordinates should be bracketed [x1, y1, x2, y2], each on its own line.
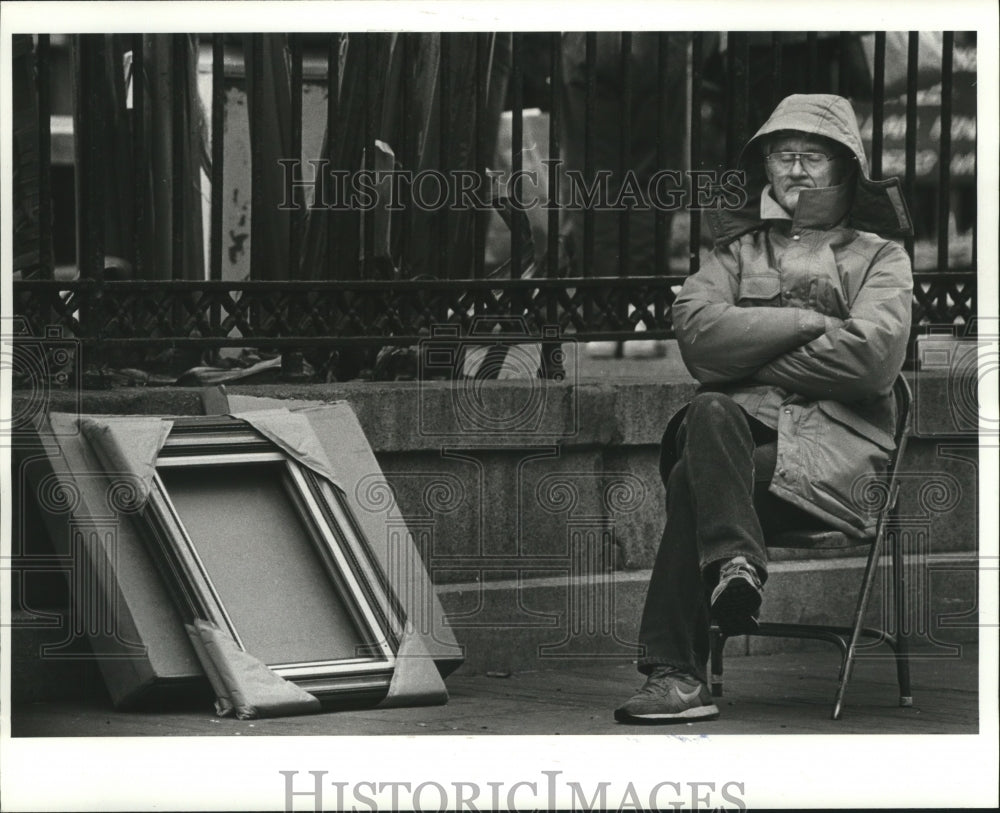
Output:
[637, 392, 826, 683]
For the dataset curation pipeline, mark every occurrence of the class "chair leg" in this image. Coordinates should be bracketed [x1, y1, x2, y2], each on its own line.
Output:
[831, 526, 888, 720]
[891, 522, 913, 706]
[710, 627, 726, 697]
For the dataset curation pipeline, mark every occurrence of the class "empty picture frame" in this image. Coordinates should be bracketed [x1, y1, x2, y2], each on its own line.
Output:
[140, 416, 404, 703]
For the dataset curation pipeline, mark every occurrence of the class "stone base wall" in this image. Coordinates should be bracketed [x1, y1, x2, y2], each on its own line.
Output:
[10, 368, 983, 683]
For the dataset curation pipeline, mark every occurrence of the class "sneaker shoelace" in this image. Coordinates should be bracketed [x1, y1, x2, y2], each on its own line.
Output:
[642, 666, 697, 693]
[719, 556, 760, 588]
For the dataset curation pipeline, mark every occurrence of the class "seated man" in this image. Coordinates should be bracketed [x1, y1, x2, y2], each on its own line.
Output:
[615, 94, 913, 723]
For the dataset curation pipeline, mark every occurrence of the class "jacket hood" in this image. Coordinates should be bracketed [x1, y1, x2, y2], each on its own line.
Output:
[707, 94, 914, 245]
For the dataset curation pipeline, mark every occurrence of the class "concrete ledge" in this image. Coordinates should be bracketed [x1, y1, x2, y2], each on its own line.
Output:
[14, 379, 698, 451]
[12, 366, 970, 446]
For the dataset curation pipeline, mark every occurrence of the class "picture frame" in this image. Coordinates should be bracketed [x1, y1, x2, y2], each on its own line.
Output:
[139, 416, 405, 703]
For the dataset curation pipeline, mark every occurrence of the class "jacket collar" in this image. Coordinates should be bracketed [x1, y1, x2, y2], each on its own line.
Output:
[759, 187, 791, 221]
[760, 183, 853, 230]
[708, 174, 912, 247]
[708, 182, 855, 246]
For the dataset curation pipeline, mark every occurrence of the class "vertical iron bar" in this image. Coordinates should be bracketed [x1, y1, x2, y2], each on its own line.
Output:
[171, 34, 186, 280]
[475, 33, 492, 281]
[76, 35, 89, 279]
[618, 32, 631, 280]
[75, 36, 87, 278]
[80, 35, 105, 282]
[689, 32, 703, 275]
[473, 33, 485, 280]
[209, 35, 224, 338]
[289, 33, 303, 278]
[838, 31, 851, 94]
[462, 34, 486, 278]
[250, 34, 264, 281]
[472, 34, 495, 279]
[904, 31, 918, 262]
[91, 32, 106, 342]
[724, 32, 735, 166]
[615, 33, 632, 359]
[971, 42, 977, 271]
[438, 33, 450, 279]
[210, 35, 224, 286]
[654, 32, 668, 276]
[399, 34, 410, 276]
[510, 32, 523, 279]
[75, 35, 105, 368]
[88, 34, 106, 358]
[937, 32, 954, 272]
[653, 33, 670, 333]
[871, 32, 886, 179]
[547, 33, 561, 311]
[583, 32, 595, 279]
[37, 34, 53, 277]
[362, 34, 374, 280]
[725, 33, 749, 169]
[770, 32, 782, 110]
[806, 32, 818, 92]
[132, 34, 145, 278]
[326, 34, 339, 280]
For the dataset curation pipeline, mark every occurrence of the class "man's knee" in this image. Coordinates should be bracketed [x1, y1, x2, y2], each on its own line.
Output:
[686, 392, 742, 428]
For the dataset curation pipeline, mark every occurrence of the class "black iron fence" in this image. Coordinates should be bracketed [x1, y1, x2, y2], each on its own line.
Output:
[11, 31, 977, 377]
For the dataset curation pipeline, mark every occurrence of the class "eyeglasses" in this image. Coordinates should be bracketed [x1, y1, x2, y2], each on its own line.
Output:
[766, 152, 842, 172]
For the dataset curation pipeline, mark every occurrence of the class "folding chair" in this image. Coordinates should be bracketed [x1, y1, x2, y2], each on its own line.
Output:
[709, 375, 913, 720]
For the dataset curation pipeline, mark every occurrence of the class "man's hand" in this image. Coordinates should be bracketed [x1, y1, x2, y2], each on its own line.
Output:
[822, 315, 846, 334]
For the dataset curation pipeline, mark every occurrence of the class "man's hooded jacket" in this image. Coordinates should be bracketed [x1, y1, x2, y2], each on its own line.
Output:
[664, 94, 914, 537]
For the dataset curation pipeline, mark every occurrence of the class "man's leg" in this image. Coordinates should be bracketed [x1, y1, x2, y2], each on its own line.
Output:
[616, 393, 771, 722]
[617, 460, 720, 722]
[637, 392, 773, 673]
[636, 460, 712, 682]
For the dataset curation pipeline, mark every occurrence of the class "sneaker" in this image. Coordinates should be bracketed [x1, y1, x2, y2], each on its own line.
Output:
[710, 556, 763, 635]
[614, 666, 720, 723]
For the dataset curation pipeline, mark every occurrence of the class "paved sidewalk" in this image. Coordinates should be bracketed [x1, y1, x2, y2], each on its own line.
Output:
[11, 643, 978, 737]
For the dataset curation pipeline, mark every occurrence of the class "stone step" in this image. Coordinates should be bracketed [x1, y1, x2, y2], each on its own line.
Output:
[9, 553, 978, 703]
[435, 552, 979, 673]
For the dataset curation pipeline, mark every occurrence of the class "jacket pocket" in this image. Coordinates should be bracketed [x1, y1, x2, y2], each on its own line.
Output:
[774, 400, 894, 537]
[817, 399, 896, 450]
[737, 274, 781, 304]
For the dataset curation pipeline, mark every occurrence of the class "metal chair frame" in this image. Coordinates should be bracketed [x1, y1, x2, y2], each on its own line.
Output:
[709, 375, 913, 720]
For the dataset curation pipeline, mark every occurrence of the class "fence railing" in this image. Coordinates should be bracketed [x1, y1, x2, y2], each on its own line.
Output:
[11, 31, 978, 377]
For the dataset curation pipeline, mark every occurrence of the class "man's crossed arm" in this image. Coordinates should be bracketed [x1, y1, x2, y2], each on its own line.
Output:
[672, 240, 912, 402]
